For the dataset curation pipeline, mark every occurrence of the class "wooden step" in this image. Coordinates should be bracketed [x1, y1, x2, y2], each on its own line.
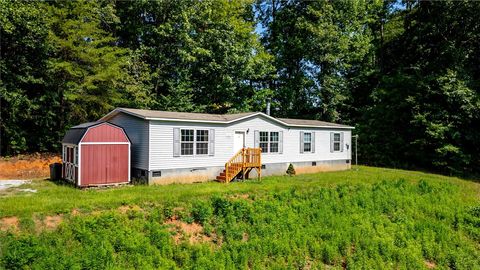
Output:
[216, 175, 226, 181]
[220, 172, 226, 177]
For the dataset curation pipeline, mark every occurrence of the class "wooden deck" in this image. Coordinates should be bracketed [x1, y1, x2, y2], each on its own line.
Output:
[216, 148, 262, 183]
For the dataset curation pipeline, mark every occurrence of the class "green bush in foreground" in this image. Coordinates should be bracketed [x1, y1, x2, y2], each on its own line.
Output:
[0, 170, 479, 269]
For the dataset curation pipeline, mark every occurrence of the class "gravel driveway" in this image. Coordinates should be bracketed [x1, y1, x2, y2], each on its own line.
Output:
[0, 180, 30, 191]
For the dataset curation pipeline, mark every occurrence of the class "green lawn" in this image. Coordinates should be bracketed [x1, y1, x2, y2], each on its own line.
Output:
[0, 166, 479, 269]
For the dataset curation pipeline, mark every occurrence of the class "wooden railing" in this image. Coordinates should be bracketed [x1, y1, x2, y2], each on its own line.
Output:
[224, 148, 262, 183]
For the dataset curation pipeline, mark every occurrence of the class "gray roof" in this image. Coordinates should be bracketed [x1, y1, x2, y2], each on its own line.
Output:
[71, 122, 102, 129]
[102, 108, 354, 129]
[63, 122, 104, 144]
[277, 118, 351, 128]
[62, 127, 89, 145]
[109, 108, 257, 122]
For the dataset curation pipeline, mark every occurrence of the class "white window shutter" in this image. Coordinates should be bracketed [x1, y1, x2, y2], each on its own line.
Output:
[330, 132, 334, 153]
[279, 131, 283, 154]
[311, 132, 315, 153]
[254, 130, 259, 148]
[300, 131, 304, 153]
[209, 129, 215, 156]
[173, 128, 180, 157]
[340, 132, 344, 152]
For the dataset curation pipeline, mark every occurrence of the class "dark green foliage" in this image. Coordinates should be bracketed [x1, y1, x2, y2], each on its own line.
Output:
[256, 0, 480, 177]
[191, 201, 213, 225]
[257, 0, 380, 121]
[0, 0, 272, 155]
[351, 1, 480, 176]
[286, 163, 295, 176]
[0, 1, 53, 154]
[2, 0, 480, 176]
[1, 174, 479, 269]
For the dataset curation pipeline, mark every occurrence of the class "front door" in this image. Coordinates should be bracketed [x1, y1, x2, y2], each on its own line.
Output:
[234, 131, 245, 153]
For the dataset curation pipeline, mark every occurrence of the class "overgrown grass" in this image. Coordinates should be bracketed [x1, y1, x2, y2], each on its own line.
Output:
[0, 166, 479, 269]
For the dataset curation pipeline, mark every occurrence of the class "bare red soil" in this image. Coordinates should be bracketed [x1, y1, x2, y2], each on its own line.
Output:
[0, 153, 61, 180]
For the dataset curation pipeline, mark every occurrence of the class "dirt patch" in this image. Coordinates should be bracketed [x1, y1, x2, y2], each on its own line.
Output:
[152, 174, 212, 185]
[165, 217, 217, 245]
[242, 232, 249, 242]
[424, 260, 436, 269]
[0, 216, 19, 232]
[295, 164, 350, 175]
[34, 215, 63, 232]
[0, 153, 61, 180]
[303, 257, 313, 270]
[45, 215, 63, 230]
[166, 217, 203, 234]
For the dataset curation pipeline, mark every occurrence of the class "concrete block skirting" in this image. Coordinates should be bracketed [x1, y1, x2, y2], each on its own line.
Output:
[139, 159, 351, 185]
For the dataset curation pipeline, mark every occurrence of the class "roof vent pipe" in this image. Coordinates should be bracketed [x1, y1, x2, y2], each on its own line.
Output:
[266, 99, 271, 116]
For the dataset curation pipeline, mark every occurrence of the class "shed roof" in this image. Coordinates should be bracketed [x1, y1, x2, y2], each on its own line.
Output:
[62, 122, 129, 145]
[62, 128, 88, 145]
[101, 108, 354, 129]
[71, 122, 102, 129]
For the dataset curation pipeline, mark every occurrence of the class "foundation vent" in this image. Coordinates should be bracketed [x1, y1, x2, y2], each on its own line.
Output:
[152, 171, 161, 177]
[261, 164, 266, 169]
[312, 162, 317, 166]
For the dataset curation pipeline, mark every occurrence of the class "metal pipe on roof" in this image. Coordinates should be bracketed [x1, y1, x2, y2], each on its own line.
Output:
[266, 98, 271, 116]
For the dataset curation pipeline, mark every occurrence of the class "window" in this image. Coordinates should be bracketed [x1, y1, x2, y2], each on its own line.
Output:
[333, 133, 341, 151]
[181, 129, 194, 155]
[180, 129, 209, 156]
[258, 131, 281, 153]
[74, 147, 78, 165]
[63, 146, 67, 161]
[66, 147, 72, 163]
[259, 131, 269, 153]
[303, 132, 312, 152]
[270, 132, 279, 153]
[196, 130, 209, 155]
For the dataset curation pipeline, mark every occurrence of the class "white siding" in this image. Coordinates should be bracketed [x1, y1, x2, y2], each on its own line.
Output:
[227, 116, 351, 164]
[149, 115, 352, 170]
[149, 121, 229, 170]
[108, 113, 149, 170]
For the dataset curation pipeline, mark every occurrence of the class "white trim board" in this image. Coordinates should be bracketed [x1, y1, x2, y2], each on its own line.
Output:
[78, 122, 130, 144]
[80, 142, 130, 145]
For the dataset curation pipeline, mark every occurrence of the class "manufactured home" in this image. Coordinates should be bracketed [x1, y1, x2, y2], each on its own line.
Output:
[98, 108, 354, 185]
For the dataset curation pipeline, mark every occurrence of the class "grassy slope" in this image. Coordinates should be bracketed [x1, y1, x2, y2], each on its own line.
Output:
[0, 166, 479, 269]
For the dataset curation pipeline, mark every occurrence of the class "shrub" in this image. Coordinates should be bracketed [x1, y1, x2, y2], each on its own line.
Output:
[286, 164, 296, 176]
[191, 201, 213, 225]
[1, 235, 43, 269]
[1, 169, 479, 269]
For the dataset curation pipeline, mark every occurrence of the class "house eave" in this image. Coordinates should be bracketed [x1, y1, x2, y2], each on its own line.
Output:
[101, 108, 354, 129]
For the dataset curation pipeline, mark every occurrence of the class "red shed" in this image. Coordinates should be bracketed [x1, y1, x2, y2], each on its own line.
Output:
[61, 122, 130, 187]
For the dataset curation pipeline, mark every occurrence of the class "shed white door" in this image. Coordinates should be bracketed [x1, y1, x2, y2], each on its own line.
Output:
[234, 131, 245, 153]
